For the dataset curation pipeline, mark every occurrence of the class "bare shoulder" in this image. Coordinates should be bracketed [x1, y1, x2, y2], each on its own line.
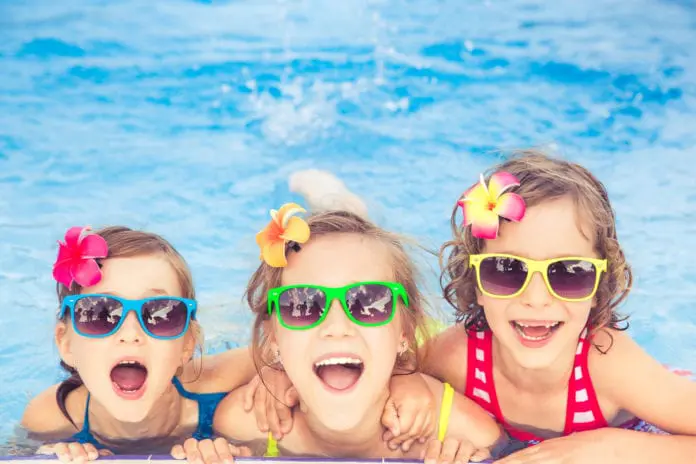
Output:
[421, 323, 469, 392]
[21, 383, 87, 437]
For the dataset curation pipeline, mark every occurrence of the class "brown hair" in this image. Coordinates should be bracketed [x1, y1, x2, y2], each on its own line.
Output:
[244, 210, 433, 377]
[55, 226, 200, 427]
[440, 150, 631, 349]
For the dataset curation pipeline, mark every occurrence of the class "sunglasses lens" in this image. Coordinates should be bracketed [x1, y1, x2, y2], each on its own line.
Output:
[278, 288, 326, 328]
[548, 260, 598, 300]
[141, 299, 190, 338]
[345, 284, 394, 325]
[73, 296, 123, 336]
[479, 256, 528, 296]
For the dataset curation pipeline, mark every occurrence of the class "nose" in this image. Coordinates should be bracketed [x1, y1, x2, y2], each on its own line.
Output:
[318, 298, 355, 338]
[520, 271, 553, 308]
[116, 312, 145, 344]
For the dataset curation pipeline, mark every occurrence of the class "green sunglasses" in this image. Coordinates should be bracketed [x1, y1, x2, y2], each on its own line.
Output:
[267, 281, 409, 330]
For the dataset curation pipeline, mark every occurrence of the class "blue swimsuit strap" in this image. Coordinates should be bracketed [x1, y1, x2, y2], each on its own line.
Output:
[171, 377, 227, 440]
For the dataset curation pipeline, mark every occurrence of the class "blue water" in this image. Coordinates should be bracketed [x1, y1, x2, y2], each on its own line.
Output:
[1, 0, 696, 454]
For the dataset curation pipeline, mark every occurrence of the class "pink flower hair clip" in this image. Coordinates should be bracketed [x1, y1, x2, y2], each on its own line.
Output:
[457, 172, 526, 240]
[53, 226, 109, 289]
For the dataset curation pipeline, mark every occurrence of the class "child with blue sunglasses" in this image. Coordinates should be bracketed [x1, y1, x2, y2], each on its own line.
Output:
[21, 225, 286, 461]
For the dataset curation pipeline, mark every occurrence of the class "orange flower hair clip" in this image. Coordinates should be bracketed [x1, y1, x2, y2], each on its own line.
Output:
[256, 203, 311, 267]
[457, 172, 526, 240]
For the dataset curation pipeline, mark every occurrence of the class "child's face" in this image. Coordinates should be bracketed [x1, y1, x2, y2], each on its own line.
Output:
[272, 233, 406, 432]
[56, 255, 194, 423]
[478, 196, 597, 369]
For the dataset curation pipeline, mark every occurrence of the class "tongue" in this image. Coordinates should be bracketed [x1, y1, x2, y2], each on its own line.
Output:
[110, 365, 147, 391]
[519, 325, 553, 338]
[316, 365, 361, 391]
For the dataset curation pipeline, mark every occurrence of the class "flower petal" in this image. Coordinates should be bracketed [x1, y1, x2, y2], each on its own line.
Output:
[470, 209, 500, 240]
[262, 240, 288, 268]
[53, 262, 74, 288]
[71, 259, 103, 288]
[462, 182, 491, 204]
[54, 242, 73, 266]
[488, 172, 520, 200]
[64, 226, 84, 249]
[79, 234, 108, 258]
[276, 203, 307, 229]
[279, 216, 310, 244]
[494, 193, 526, 222]
[460, 200, 488, 227]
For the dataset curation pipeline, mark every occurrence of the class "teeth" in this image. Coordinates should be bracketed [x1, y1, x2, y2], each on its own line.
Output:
[515, 322, 560, 328]
[314, 357, 362, 367]
[119, 360, 140, 366]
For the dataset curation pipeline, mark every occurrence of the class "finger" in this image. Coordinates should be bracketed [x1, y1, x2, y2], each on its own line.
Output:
[67, 443, 88, 463]
[36, 444, 55, 456]
[401, 410, 428, 450]
[381, 400, 400, 444]
[183, 438, 204, 464]
[82, 444, 99, 461]
[423, 440, 442, 464]
[229, 444, 253, 458]
[266, 391, 283, 439]
[98, 450, 113, 457]
[214, 438, 234, 464]
[285, 386, 299, 407]
[253, 386, 269, 432]
[275, 395, 294, 435]
[243, 376, 261, 411]
[437, 438, 460, 464]
[198, 438, 222, 464]
[453, 442, 476, 464]
[171, 444, 186, 460]
[469, 448, 491, 463]
[53, 443, 70, 463]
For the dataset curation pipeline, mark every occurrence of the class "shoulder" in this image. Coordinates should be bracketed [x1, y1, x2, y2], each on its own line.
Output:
[21, 383, 88, 436]
[212, 385, 266, 443]
[421, 323, 470, 392]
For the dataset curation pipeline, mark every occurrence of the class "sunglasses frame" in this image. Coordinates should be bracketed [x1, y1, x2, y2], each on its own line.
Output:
[59, 294, 197, 340]
[267, 281, 409, 331]
[468, 253, 608, 302]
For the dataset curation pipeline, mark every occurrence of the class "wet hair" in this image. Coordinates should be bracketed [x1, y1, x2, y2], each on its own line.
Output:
[54, 226, 200, 427]
[244, 210, 433, 378]
[440, 150, 631, 351]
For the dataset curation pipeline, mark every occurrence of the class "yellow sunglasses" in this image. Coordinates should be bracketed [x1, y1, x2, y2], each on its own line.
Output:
[468, 253, 607, 302]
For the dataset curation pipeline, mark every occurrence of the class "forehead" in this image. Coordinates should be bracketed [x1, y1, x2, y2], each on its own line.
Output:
[85, 255, 181, 297]
[484, 196, 596, 259]
[282, 233, 394, 286]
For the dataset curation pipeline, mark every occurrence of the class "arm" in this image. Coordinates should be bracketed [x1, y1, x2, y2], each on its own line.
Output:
[588, 330, 696, 460]
[212, 384, 273, 446]
[420, 324, 469, 392]
[182, 346, 257, 393]
[421, 374, 504, 450]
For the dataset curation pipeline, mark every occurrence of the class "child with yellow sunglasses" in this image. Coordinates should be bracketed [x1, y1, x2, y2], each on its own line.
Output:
[391, 150, 696, 463]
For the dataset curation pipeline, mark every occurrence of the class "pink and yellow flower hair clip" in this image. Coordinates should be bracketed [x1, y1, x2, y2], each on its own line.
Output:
[53, 226, 109, 288]
[457, 172, 526, 240]
[256, 203, 310, 267]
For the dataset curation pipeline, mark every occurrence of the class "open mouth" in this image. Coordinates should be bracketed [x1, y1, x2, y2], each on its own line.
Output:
[511, 321, 564, 342]
[313, 356, 364, 392]
[110, 359, 148, 398]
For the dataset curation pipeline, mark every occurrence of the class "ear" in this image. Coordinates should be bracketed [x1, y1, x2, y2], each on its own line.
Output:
[55, 321, 75, 367]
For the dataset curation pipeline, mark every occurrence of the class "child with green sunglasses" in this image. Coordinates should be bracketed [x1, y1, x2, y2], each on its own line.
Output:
[389, 150, 696, 463]
[172, 207, 508, 464]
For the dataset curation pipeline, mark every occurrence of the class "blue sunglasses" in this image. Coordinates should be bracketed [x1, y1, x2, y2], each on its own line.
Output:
[60, 294, 197, 340]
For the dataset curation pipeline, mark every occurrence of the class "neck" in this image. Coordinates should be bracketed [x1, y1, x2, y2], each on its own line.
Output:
[300, 388, 391, 457]
[88, 382, 182, 441]
[492, 337, 576, 394]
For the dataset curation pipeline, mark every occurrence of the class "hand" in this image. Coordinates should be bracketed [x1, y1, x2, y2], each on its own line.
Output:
[493, 429, 616, 464]
[242, 367, 298, 440]
[171, 437, 252, 464]
[36, 442, 113, 463]
[421, 438, 491, 464]
[382, 373, 437, 451]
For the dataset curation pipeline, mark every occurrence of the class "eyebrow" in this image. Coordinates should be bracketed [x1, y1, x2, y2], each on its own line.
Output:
[96, 288, 171, 297]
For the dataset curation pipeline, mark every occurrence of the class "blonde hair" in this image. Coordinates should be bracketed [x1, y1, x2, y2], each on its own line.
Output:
[55, 226, 203, 425]
[244, 210, 432, 374]
[440, 150, 631, 347]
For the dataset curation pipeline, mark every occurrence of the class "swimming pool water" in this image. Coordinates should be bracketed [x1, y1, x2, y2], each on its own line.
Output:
[1, 0, 695, 453]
